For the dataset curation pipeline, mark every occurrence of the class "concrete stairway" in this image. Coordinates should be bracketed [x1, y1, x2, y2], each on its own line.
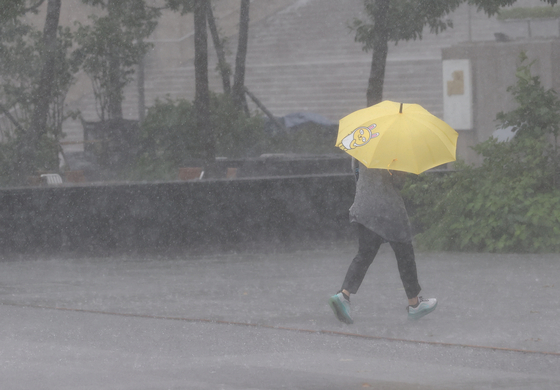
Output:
[61, 0, 555, 152]
[138, 0, 520, 122]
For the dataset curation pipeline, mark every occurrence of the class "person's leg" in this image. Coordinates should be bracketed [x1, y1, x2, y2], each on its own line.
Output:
[389, 241, 421, 300]
[390, 241, 437, 320]
[341, 224, 384, 295]
[329, 224, 383, 324]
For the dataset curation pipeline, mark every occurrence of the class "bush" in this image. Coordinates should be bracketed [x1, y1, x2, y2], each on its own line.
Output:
[129, 94, 265, 180]
[405, 138, 560, 252]
[209, 94, 267, 158]
[403, 54, 560, 253]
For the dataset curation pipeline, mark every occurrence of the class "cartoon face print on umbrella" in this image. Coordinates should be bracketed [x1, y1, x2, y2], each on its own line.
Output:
[338, 123, 380, 151]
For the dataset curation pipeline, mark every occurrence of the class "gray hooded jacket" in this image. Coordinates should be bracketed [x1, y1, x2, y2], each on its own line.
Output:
[349, 162, 413, 243]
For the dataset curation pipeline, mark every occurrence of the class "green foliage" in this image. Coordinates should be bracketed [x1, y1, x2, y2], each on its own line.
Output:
[352, 0, 559, 49]
[496, 53, 560, 140]
[0, 0, 44, 22]
[468, 0, 517, 15]
[0, 15, 78, 121]
[0, 14, 78, 185]
[129, 94, 266, 180]
[352, 0, 463, 49]
[497, 5, 560, 20]
[406, 139, 560, 252]
[403, 55, 560, 253]
[139, 98, 197, 165]
[0, 18, 39, 115]
[74, 0, 159, 120]
[210, 94, 267, 158]
[130, 93, 341, 180]
[164, 0, 195, 14]
[467, 1, 557, 17]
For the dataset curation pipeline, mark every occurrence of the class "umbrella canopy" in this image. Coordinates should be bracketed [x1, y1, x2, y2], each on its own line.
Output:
[336, 101, 458, 174]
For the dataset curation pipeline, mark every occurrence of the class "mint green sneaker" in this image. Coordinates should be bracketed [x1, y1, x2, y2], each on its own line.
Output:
[329, 292, 353, 324]
[407, 297, 437, 320]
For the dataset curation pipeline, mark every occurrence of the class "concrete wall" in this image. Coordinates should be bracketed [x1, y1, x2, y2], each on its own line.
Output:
[443, 39, 560, 164]
[0, 175, 356, 256]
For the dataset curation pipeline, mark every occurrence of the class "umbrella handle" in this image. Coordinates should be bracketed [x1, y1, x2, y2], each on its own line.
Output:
[387, 159, 397, 175]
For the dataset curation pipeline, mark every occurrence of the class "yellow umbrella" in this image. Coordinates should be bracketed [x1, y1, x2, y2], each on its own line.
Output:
[336, 100, 458, 174]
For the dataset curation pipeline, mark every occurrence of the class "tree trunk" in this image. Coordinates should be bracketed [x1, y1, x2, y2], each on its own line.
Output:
[232, 0, 250, 113]
[207, 1, 231, 95]
[18, 0, 61, 181]
[366, 0, 390, 107]
[107, 45, 123, 119]
[31, 0, 61, 136]
[137, 53, 146, 123]
[194, 0, 215, 174]
[107, 0, 123, 119]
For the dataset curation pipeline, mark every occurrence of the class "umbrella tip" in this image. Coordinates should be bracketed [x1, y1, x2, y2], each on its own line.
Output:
[399, 103, 403, 114]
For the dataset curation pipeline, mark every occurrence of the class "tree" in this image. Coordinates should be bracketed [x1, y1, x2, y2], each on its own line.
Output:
[205, 0, 251, 114]
[231, 0, 250, 113]
[20, 0, 61, 179]
[496, 52, 560, 142]
[0, 0, 46, 22]
[74, 0, 160, 120]
[353, 0, 462, 106]
[160, 0, 218, 174]
[1, 0, 76, 184]
[206, 2, 231, 95]
[193, 0, 215, 173]
[353, 0, 558, 107]
[166, 0, 252, 174]
[496, 52, 560, 186]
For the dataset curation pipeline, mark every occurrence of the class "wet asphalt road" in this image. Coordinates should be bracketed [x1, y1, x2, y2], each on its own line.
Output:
[0, 242, 559, 389]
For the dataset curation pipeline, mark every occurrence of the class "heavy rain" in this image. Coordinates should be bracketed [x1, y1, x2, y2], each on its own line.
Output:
[0, 0, 559, 389]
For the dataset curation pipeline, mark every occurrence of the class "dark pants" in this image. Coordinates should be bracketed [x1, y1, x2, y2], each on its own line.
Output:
[341, 224, 421, 299]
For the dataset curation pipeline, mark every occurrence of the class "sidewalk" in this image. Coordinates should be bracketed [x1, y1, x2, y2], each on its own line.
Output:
[1, 243, 559, 389]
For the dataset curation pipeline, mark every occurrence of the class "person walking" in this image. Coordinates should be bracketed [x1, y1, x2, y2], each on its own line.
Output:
[328, 159, 437, 324]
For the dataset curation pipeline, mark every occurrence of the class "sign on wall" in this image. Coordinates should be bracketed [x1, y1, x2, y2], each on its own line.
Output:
[442, 59, 472, 130]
